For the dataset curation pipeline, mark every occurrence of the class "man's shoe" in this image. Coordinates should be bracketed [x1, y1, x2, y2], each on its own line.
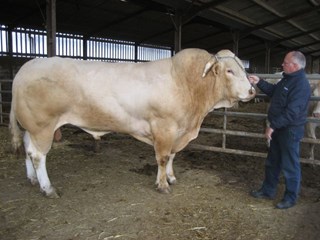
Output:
[250, 189, 274, 200]
[275, 200, 295, 209]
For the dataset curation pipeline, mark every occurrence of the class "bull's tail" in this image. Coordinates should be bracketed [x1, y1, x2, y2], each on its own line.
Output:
[9, 107, 24, 155]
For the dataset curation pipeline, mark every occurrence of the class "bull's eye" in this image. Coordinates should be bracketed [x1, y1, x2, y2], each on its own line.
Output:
[227, 69, 234, 75]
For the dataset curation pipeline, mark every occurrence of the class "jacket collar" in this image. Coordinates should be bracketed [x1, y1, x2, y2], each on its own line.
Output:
[282, 68, 305, 79]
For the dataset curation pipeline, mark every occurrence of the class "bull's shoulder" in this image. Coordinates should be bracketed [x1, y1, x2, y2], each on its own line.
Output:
[171, 48, 211, 81]
[174, 48, 210, 59]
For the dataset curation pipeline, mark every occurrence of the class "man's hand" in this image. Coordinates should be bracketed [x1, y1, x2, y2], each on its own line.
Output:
[248, 75, 260, 85]
[265, 127, 274, 140]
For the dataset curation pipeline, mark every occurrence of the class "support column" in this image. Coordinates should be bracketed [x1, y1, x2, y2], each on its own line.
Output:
[134, 43, 138, 62]
[46, 0, 56, 57]
[264, 42, 271, 73]
[173, 12, 182, 54]
[7, 26, 14, 79]
[46, 0, 61, 141]
[310, 56, 314, 73]
[83, 36, 88, 60]
[232, 31, 239, 56]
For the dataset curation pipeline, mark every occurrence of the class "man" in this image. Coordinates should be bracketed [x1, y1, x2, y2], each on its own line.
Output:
[248, 51, 311, 209]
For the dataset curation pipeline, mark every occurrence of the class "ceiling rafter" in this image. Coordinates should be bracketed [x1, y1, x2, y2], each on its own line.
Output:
[182, 0, 231, 24]
[240, 5, 320, 38]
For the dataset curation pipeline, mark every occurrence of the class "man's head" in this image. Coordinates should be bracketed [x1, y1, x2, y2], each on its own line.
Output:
[282, 51, 306, 74]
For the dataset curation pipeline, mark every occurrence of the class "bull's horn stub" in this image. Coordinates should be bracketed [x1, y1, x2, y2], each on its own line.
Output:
[202, 59, 215, 78]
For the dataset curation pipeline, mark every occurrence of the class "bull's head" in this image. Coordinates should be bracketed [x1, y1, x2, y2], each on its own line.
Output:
[202, 49, 255, 108]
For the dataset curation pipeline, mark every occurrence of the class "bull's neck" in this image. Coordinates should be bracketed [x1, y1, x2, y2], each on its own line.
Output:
[184, 73, 226, 121]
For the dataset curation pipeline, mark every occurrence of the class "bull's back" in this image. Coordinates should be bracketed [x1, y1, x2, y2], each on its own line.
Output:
[12, 57, 177, 134]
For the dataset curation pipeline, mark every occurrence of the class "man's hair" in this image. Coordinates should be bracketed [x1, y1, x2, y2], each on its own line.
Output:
[290, 51, 306, 69]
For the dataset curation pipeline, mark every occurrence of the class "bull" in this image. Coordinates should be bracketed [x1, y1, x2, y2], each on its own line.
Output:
[306, 81, 320, 160]
[9, 48, 255, 198]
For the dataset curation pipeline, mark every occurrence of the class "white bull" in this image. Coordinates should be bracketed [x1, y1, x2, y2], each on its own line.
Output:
[9, 48, 255, 198]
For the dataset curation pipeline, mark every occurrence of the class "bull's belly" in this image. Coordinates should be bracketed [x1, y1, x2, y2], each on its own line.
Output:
[58, 112, 200, 153]
[60, 115, 154, 145]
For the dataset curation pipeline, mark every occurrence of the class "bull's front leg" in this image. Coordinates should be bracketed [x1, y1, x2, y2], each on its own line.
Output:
[156, 155, 171, 193]
[166, 153, 176, 185]
[152, 124, 177, 193]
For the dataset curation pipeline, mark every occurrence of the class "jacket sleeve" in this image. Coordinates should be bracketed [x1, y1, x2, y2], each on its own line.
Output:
[256, 79, 276, 97]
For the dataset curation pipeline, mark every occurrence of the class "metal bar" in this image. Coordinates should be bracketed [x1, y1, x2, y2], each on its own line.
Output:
[0, 80, 13, 83]
[188, 143, 267, 158]
[0, 101, 11, 105]
[211, 111, 267, 119]
[201, 127, 265, 138]
[0, 90, 12, 94]
[200, 127, 320, 144]
[255, 93, 320, 101]
[222, 108, 227, 148]
[256, 74, 320, 80]
[187, 144, 320, 165]
[210, 110, 320, 123]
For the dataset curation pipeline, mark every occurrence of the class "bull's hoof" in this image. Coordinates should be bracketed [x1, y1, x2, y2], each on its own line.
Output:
[43, 188, 61, 199]
[168, 177, 177, 185]
[28, 177, 39, 186]
[157, 185, 172, 194]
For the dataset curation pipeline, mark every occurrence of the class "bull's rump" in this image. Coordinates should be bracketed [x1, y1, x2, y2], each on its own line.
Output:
[12, 57, 177, 134]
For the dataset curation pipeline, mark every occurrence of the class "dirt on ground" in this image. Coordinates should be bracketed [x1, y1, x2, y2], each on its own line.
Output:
[1, 102, 320, 240]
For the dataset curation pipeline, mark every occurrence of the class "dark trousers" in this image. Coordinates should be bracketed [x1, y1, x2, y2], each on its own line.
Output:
[261, 126, 304, 203]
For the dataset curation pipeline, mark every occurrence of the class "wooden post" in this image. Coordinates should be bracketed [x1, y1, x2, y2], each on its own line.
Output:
[83, 36, 88, 60]
[232, 31, 239, 56]
[46, 0, 56, 57]
[46, 0, 61, 141]
[174, 12, 182, 54]
[264, 43, 271, 73]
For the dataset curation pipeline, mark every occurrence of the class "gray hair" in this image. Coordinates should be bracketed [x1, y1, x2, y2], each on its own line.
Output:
[290, 51, 306, 69]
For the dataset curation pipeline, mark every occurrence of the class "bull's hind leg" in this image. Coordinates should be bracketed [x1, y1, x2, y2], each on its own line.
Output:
[24, 132, 59, 198]
[25, 153, 38, 185]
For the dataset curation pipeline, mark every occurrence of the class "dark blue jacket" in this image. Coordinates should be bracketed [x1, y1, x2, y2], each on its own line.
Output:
[257, 69, 311, 130]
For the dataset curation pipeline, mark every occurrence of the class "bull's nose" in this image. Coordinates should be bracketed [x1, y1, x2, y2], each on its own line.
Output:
[249, 87, 256, 95]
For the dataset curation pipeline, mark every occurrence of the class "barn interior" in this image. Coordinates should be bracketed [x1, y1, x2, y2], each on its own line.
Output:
[1, 2, 320, 239]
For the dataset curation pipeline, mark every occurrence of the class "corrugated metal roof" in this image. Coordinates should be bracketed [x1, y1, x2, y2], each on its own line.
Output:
[1, 0, 320, 61]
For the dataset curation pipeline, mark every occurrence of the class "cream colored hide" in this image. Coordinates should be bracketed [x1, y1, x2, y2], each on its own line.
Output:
[305, 81, 320, 160]
[10, 48, 255, 198]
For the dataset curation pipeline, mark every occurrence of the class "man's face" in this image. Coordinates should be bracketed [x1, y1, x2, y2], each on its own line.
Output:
[282, 53, 298, 74]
